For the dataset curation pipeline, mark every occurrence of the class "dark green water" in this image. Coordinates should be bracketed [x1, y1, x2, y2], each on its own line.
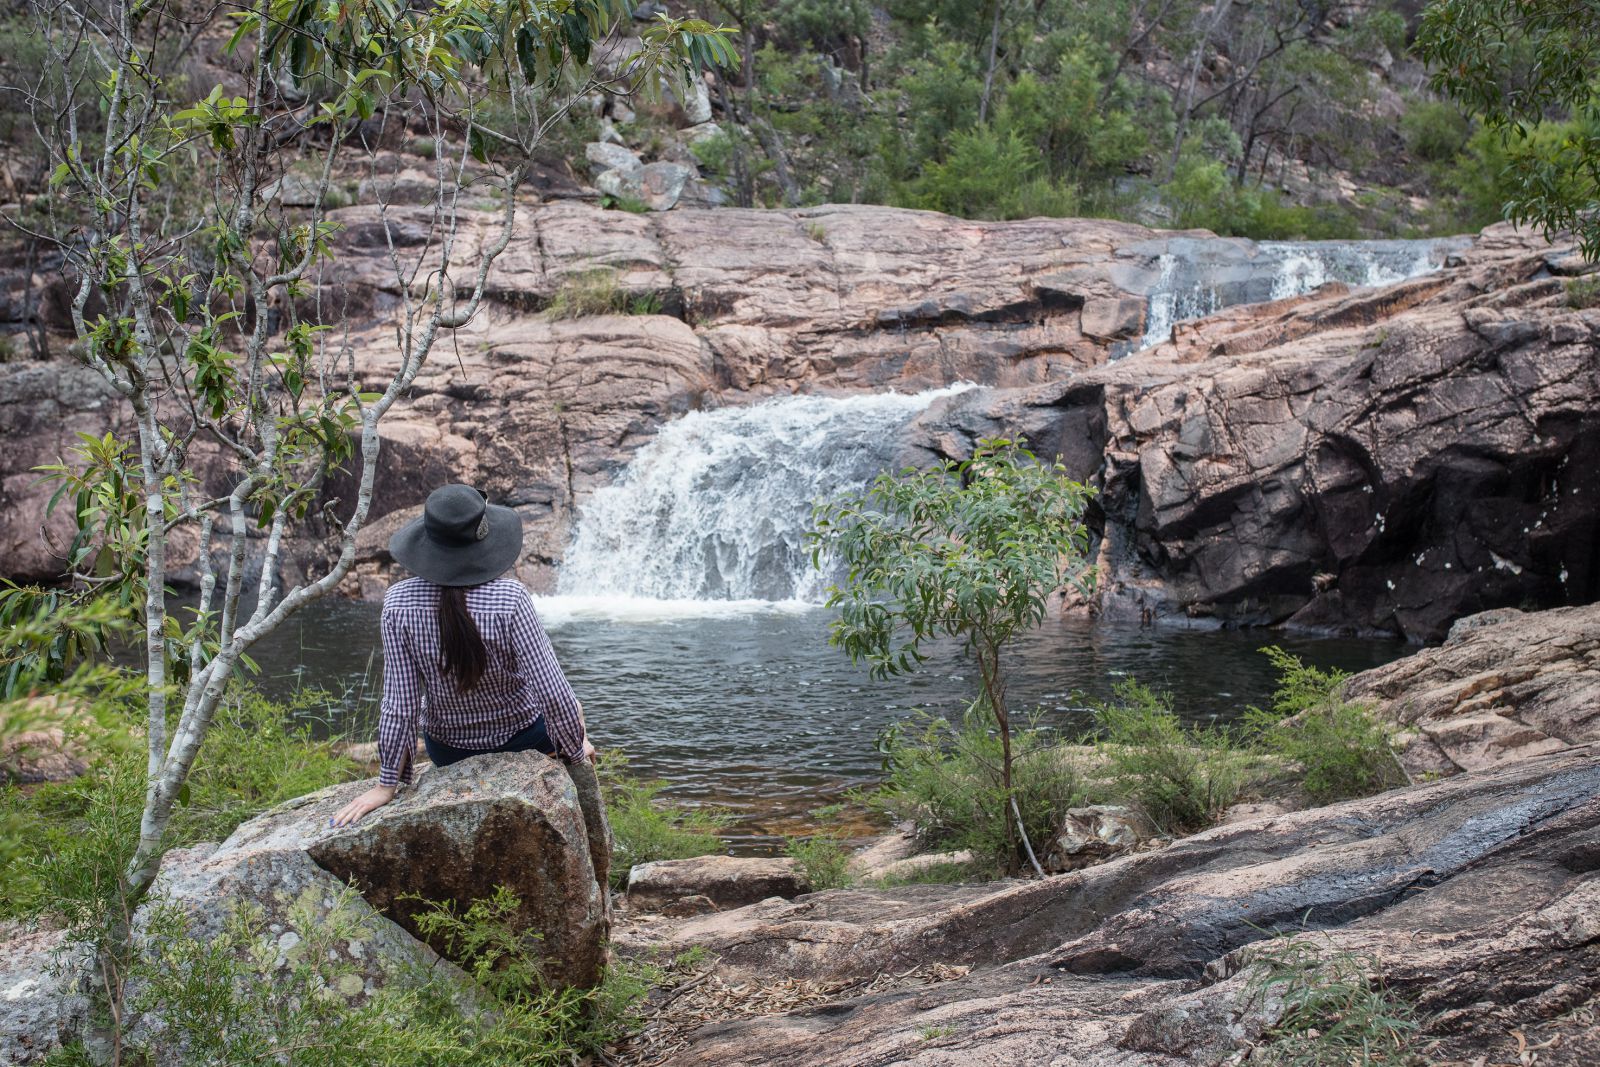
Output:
[246, 598, 1407, 838]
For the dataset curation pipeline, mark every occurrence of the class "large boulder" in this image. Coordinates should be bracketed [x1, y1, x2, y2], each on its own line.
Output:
[1344, 603, 1600, 776]
[302, 753, 609, 989]
[0, 922, 85, 1067]
[152, 752, 609, 992]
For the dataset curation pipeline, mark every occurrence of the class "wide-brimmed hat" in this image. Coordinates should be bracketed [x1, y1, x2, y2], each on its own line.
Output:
[388, 484, 523, 587]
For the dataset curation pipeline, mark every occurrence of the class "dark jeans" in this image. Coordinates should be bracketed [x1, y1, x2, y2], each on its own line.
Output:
[424, 715, 554, 768]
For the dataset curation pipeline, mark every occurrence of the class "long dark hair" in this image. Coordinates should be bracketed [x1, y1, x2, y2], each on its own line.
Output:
[438, 584, 488, 692]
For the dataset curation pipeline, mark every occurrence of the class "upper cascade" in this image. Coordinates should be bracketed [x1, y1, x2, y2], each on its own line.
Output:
[1134, 236, 1466, 349]
[557, 387, 971, 603]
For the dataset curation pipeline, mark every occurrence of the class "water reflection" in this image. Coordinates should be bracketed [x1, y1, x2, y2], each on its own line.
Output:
[246, 600, 1407, 817]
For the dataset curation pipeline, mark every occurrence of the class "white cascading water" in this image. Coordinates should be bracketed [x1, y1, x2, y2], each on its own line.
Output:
[1138, 238, 1449, 349]
[1139, 253, 1221, 349]
[556, 386, 972, 606]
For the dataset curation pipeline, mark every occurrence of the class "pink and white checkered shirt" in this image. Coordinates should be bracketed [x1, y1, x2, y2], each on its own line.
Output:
[377, 577, 586, 786]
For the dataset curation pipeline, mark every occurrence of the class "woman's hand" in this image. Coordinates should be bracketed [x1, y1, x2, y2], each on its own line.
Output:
[331, 784, 397, 827]
[582, 738, 597, 763]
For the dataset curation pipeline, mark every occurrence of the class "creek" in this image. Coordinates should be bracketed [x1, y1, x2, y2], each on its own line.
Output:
[252, 385, 1409, 847]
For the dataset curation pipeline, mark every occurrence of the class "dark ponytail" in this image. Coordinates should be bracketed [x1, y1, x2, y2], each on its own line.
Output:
[438, 584, 488, 692]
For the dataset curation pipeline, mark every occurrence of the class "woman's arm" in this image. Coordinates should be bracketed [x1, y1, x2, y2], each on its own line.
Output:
[334, 609, 423, 826]
[511, 592, 589, 763]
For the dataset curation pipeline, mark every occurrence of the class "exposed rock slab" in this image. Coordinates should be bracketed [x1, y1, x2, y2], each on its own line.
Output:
[1343, 603, 1600, 776]
[2, 201, 1592, 640]
[0, 922, 83, 1067]
[627, 855, 807, 913]
[648, 746, 1600, 1066]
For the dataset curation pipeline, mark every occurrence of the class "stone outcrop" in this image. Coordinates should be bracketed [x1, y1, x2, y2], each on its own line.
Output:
[624, 745, 1600, 1066]
[1344, 602, 1600, 776]
[626, 855, 808, 914]
[0, 922, 84, 1067]
[3, 752, 611, 1062]
[912, 223, 1600, 640]
[0, 202, 1190, 595]
[1, 195, 1593, 639]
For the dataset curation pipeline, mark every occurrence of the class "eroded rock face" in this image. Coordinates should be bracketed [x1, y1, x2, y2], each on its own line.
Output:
[639, 746, 1600, 1067]
[1344, 603, 1600, 776]
[1, 203, 1592, 640]
[913, 224, 1600, 641]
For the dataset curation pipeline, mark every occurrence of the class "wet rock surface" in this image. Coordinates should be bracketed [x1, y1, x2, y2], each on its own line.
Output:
[1345, 603, 1600, 776]
[633, 746, 1600, 1066]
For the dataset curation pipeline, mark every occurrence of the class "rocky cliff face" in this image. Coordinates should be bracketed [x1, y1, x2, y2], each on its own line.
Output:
[911, 225, 1600, 641]
[2, 201, 1593, 639]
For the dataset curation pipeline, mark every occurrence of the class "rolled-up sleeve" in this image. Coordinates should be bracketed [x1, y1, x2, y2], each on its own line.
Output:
[511, 592, 587, 763]
[377, 610, 425, 786]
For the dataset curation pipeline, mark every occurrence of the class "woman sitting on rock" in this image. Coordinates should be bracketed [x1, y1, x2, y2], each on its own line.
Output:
[332, 483, 594, 826]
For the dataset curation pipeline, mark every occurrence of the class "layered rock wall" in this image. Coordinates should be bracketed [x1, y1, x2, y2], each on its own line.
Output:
[2, 203, 1593, 639]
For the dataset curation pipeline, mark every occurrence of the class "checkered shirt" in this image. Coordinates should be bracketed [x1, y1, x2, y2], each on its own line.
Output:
[377, 577, 586, 786]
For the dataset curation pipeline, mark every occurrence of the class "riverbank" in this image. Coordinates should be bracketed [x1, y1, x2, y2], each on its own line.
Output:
[6, 603, 1597, 1064]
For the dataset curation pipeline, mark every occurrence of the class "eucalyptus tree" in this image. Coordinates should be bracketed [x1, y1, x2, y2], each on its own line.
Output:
[10, 0, 735, 903]
[1418, 0, 1600, 260]
[810, 439, 1096, 876]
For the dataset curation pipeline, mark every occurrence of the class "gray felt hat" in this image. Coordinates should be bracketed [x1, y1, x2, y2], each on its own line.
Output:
[388, 484, 523, 587]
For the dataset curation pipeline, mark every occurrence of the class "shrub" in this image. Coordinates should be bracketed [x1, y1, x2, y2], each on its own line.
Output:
[1402, 99, 1472, 164]
[1244, 648, 1406, 805]
[812, 438, 1095, 876]
[597, 751, 725, 889]
[1246, 936, 1423, 1066]
[1566, 275, 1600, 308]
[544, 269, 660, 319]
[784, 834, 852, 890]
[1093, 680, 1249, 834]
[173, 687, 363, 843]
[871, 705, 1082, 873]
[906, 125, 1078, 220]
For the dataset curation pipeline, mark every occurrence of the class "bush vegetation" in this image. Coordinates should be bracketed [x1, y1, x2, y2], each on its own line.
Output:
[597, 750, 726, 889]
[652, 0, 1554, 242]
[1245, 936, 1423, 1065]
[871, 706, 1082, 869]
[1093, 680, 1251, 834]
[1244, 648, 1407, 805]
[872, 648, 1405, 876]
[784, 832, 853, 890]
[544, 269, 663, 320]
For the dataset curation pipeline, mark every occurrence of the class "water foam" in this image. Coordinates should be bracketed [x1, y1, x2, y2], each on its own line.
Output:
[1138, 238, 1449, 349]
[556, 385, 974, 608]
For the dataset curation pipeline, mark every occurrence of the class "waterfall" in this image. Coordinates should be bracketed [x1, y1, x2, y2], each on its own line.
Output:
[1135, 237, 1459, 349]
[556, 386, 972, 605]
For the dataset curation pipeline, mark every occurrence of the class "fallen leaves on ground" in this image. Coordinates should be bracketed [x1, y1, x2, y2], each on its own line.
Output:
[607, 960, 971, 1067]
